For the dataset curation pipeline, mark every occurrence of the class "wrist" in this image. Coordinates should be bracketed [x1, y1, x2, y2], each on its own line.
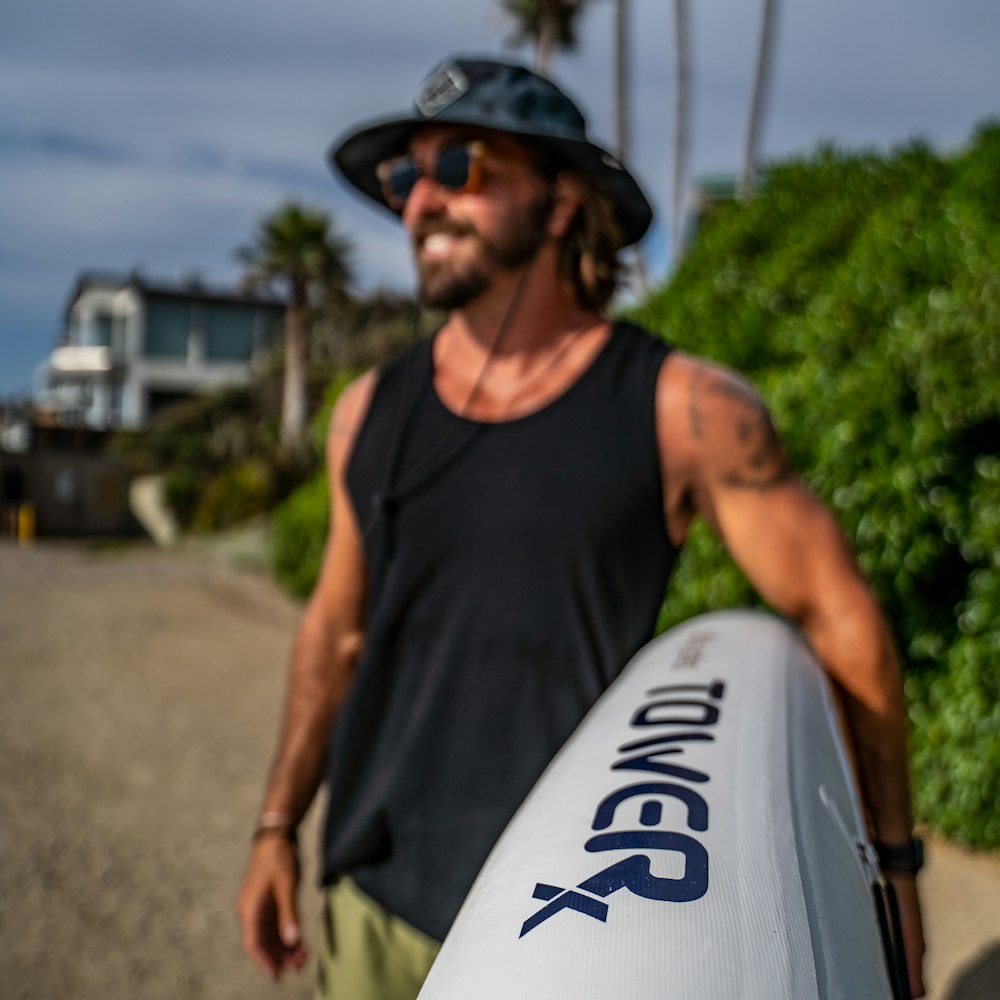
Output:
[873, 836, 924, 876]
[252, 811, 298, 848]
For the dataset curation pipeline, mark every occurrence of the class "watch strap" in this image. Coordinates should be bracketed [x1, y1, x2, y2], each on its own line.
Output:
[873, 836, 924, 875]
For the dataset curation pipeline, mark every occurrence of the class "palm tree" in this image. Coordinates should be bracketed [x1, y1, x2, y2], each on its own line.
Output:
[611, 0, 650, 293]
[500, 0, 589, 75]
[671, 0, 692, 259]
[739, 0, 780, 200]
[612, 0, 630, 161]
[237, 202, 353, 451]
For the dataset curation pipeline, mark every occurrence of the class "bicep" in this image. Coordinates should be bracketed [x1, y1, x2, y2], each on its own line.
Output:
[659, 354, 869, 627]
[658, 353, 790, 546]
[712, 477, 870, 628]
[715, 465, 905, 729]
[300, 373, 376, 651]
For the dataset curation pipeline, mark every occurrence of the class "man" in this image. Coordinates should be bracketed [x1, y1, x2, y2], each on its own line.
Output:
[238, 57, 925, 998]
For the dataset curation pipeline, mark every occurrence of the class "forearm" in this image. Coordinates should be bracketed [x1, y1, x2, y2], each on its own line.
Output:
[258, 603, 363, 827]
[800, 591, 914, 842]
[809, 597, 927, 996]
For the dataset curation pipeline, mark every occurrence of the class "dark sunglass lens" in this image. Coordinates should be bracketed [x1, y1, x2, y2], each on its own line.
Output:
[435, 146, 472, 192]
[386, 159, 420, 203]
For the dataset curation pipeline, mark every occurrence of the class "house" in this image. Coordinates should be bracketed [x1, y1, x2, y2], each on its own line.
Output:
[34, 272, 284, 430]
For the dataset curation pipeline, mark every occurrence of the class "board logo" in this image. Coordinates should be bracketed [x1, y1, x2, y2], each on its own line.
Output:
[520, 678, 725, 937]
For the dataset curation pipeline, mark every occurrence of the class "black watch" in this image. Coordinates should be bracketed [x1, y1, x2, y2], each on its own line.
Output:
[873, 836, 924, 875]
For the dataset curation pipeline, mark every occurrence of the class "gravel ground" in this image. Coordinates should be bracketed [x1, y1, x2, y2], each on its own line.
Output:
[1, 540, 998, 1000]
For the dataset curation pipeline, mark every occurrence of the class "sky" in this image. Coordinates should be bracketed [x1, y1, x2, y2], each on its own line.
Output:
[2, 0, 998, 397]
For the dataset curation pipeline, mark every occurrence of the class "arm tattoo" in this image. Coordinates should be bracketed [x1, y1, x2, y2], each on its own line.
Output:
[689, 365, 709, 440]
[688, 364, 791, 492]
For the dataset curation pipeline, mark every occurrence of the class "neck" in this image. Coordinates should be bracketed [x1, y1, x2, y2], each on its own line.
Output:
[429, 245, 612, 422]
[442, 244, 601, 359]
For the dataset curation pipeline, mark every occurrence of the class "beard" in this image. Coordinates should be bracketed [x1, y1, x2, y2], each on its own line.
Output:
[414, 191, 553, 310]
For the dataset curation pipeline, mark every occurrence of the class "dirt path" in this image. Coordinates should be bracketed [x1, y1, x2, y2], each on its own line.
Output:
[1, 541, 997, 999]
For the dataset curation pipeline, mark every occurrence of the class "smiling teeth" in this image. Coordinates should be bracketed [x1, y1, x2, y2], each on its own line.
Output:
[424, 233, 456, 253]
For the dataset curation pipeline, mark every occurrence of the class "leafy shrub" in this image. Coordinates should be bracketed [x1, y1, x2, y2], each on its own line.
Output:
[269, 471, 330, 598]
[632, 124, 1000, 847]
[268, 371, 359, 597]
[111, 375, 322, 531]
[192, 459, 274, 533]
[163, 466, 203, 527]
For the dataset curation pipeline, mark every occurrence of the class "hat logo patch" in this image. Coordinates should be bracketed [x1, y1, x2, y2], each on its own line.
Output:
[416, 63, 469, 117]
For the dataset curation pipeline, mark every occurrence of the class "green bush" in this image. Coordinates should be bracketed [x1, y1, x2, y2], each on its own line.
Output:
[268, 371, 359, 597]
[112, 376, 323, 531]
[269, 471, 330, 599]
[163, 466, 203, 527]
[193, 460, 275, 533]
[632, 123, 1000, 847]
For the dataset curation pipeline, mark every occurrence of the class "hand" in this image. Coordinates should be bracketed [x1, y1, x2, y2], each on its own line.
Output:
[888, 872, 926, 999]
[237, 836, 308, 980]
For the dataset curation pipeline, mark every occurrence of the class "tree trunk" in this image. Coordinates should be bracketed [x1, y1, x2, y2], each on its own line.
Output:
[613, 0, 630, 161]
[281, 286, 308, 452]
[613, 0, 648, 293]
[740, 0, 779, 200]
[671, 0, 691, 260]
[536, 1, 559, 75]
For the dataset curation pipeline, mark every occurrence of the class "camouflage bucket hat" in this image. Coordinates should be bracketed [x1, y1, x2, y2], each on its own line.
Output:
[329, 56, 653, 247]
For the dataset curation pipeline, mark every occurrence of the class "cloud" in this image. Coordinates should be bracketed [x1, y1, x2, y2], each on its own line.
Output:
[2, 0, 1000, 395]
[0, 125, 135, 165]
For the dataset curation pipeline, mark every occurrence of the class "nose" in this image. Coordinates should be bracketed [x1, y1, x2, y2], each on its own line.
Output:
[402, 174, 447, 228]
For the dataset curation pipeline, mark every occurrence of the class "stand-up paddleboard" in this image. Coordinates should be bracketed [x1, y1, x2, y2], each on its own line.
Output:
[418, 610, 903, 999]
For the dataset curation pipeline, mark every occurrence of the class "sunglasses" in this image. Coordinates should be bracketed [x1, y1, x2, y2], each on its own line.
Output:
[377, 140, 486, 209]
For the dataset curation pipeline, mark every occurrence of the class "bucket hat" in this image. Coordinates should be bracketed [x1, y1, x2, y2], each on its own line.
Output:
[329, 56, 652, 247]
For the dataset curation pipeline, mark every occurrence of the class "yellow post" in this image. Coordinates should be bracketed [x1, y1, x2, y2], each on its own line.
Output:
[18, 501, 36, 547]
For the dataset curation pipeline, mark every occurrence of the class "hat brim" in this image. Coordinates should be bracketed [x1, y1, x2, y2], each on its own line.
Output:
[329, 115, 652, 248]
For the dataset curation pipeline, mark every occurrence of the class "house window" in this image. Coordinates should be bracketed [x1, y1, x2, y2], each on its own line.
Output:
[111, 381, 124, 424]
[145, 301, 191, 359]
[110, 313, 127, 363]
[203, 305, 255, 361]
[85, 313, 113, 348]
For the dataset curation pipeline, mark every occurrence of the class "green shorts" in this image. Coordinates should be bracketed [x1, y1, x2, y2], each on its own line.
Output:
[316, 877, 442, 1000]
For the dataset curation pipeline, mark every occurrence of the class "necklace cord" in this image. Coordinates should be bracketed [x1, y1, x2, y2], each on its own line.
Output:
[370, 255, 537, 530]
[362, 258, 538, 600]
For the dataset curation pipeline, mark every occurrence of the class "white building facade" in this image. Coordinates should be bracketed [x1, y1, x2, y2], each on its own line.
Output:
[36, 273, 283, 430]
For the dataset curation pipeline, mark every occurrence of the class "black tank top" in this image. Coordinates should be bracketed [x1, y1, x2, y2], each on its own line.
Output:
[321, 321, 678, 941]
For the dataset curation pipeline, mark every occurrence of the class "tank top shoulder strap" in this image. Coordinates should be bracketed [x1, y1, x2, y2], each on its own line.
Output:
[368, 335, 435, 417]
[604, 319, 673, 370]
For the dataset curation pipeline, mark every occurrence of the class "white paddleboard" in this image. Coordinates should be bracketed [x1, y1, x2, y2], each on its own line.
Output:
[418, 610, 895, 999]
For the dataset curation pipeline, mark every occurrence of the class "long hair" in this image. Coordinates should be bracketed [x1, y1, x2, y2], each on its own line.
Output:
[554, 172, 625, 313]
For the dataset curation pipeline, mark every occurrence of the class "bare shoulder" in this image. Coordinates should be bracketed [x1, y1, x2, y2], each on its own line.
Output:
[657, 351, 791, 501]
[309, 371, 378, 604]
[326, 370, 379, 474]
[329, 370, 378, 444]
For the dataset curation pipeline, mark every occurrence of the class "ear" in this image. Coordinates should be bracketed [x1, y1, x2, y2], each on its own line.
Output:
[546, 174, 582, 239]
